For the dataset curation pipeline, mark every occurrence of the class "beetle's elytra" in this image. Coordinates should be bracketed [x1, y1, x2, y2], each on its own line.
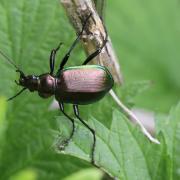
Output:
[55, 65, 114, 105]
[0, 13, 113, 165]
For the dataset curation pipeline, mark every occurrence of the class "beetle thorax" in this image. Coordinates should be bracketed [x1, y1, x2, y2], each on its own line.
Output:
[19, 73, 55, 98]
[37, 74, 55, 98]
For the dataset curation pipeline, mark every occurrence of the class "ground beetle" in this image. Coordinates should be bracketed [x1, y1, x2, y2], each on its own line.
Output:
[0, 14, 114, 164]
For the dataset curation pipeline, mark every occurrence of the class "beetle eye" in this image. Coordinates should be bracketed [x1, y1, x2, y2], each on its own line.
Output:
[32, 75, 37, 80]
[21, 78, 24, 82]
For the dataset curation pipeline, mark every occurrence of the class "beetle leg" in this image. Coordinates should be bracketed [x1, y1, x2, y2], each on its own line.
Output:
[49, 42, 63, 75]
[73, 105, 96, 164]
[59, 102, 75, 145]
[82, 26, 108, 65]
[57, 13, 92, 73]
[7, 87, 27, 101]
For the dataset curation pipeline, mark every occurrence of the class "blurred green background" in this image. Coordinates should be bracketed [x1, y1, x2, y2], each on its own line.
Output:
[0, 0, 179, 179]
[107, 0, 180, 112]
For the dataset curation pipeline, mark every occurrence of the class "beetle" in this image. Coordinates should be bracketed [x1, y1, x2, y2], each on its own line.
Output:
[0, 14, 114, 164]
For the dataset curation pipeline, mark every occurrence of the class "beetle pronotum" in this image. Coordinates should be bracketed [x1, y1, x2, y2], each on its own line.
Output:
[0, 13, 113, 164]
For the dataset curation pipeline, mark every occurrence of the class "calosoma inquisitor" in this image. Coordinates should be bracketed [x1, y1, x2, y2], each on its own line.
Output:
[0, 14, 114, 164]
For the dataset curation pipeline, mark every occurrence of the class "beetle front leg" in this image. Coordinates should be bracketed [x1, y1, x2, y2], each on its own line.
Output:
[49, 42, 63, 75]
[59, 102, 75, 146]
[73, 105, 96, 165]
[57, 13, 92, 73]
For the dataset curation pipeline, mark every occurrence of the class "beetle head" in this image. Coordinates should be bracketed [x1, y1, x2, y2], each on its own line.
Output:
[16, 70, 39, 92]
[7, 71, 40, 101]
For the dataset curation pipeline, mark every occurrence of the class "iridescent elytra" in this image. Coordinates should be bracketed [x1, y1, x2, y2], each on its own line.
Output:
[0, 14, 113, 165]
[55, 65, 113, 105]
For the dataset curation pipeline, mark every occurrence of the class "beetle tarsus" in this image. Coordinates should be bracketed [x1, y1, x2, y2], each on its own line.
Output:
[59, 103, 75, 146]
[73, 105, 96, 165]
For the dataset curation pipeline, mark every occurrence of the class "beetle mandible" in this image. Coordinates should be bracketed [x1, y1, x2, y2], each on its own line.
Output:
[0, 14, 114, 164]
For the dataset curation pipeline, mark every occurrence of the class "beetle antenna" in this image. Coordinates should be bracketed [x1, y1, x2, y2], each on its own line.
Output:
[0, 49, 21, 71]
[7, 87, 27, 101]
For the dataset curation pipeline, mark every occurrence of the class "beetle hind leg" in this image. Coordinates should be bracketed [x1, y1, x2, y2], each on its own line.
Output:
[59, 103, 75, 148]
[82, 24, 108, 65]
[73, 105, 96, 164]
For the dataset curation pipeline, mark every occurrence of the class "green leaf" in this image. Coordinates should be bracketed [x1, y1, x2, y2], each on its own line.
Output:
[9, 169, 37, 180]
[0, 96, 7, 155]
[156, 103, 180, 179]
[0, 0, 179, 179]
[0, 0, 89, 179]
[107, 0, 180, 111]
[117, 80, 152, 107]
[55, 110, 169, 179]
[63, 168, 103, 180]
